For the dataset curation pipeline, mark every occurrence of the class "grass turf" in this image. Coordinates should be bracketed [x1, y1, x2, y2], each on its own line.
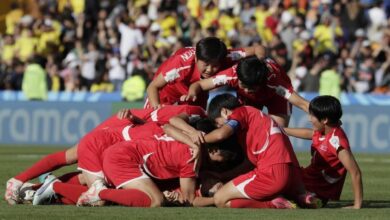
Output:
[0, 147, 390, 220]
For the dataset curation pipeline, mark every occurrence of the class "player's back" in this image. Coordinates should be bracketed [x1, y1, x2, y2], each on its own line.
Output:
[132, 138, 195, 180]
[229, 106, 299, 168]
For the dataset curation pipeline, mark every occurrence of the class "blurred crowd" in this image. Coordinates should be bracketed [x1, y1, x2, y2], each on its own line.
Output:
[1, 0, 390, 101]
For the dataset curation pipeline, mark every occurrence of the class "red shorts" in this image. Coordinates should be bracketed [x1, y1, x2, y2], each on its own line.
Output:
[103, 142, 149, 188]
[232, 163, 303, 200]
[77, 131, 122, 178]
[302, 167, 345, 200]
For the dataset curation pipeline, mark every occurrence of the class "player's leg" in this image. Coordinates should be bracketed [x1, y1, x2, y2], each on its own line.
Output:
[215, 166, 296, 209]
[99, 178, 164, 207]
[5, 144, 78, 205]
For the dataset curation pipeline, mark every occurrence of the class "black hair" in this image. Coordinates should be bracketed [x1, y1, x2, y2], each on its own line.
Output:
[195, 118, 216, 134]
[309, 95, 342, 125]
[237, 56, 269, 88]
[207, 93, 241, 120]
[195, 37, 227, 63]
[195, 117, 240, 159]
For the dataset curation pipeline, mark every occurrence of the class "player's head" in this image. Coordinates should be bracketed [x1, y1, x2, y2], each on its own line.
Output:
[195, 37, 228, 79]
[195, 118, 238, 162]
[208, 93, 241, 127]
[308, 95, 342, 131]
[236, 56, 269, 92]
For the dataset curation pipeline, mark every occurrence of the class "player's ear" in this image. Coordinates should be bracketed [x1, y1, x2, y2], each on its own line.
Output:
[323, 118, 329, 125]
[221, 108, 228, 119]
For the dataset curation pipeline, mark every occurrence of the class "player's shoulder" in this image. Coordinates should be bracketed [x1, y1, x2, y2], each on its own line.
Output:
[173, 47, 196, 63]
[328, 126, 350, 150]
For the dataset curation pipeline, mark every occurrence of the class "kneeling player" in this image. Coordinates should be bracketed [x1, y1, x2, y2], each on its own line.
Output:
[283, 96, 363, 209]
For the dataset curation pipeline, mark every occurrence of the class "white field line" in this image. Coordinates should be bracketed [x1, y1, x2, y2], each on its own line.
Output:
[358, 158, 390, 163]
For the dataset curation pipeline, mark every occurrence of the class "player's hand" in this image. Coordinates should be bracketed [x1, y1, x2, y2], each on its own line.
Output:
[180, 94, 197, 102]
[152, 104, 162, 110]
[187, 144, 200, 164]
[117, 109, 133, 120]
[163, 190, 182, 203]
[189, 130, 205, 145]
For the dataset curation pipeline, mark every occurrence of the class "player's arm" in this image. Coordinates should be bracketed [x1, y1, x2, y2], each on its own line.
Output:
[283, 127, 313, 140]
[169, 115, 205, 144]
[116, 109, 146, 124]
[204, 123, 235, 144]
[146, 73, 167, 109]
[243, 45, 266, 59]
[288, 91, 310, 113]
[179, 177, 196, 205]
[338, 148, 363, 209]
[181, 78, 216, 102]
[192, 197, 215, 207]
[162, 124, 200, 163]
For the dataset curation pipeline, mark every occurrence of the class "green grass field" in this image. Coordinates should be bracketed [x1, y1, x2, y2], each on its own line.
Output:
[0, 147, 390, 220]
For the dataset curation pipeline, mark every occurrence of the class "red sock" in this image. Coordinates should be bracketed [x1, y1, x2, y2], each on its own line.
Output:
[15, 151, 67, 182]
[230, 199, 275, 208]
[99, 189, 151, 207]
[53, 182, 88, 204]
[58, 172, 81, 185]
[60, 197, 75, 205]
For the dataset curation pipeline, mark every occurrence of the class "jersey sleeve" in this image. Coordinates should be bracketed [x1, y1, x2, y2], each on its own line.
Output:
[328, 128, 350, 155]
[156, 48, 195, 84]
[228, 107, 248, 131]
[211, 65, 239, 87]
[265, 58, 294, 99]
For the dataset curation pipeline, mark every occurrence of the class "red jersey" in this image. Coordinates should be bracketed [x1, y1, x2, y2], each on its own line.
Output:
[94, 105, 206, 130]
[149, 47, 246, 108]
[228, 106, 299, 168]
[302, 126, 350, 200]
[211, 58, 294, 110]
[117, 138, 196, 179]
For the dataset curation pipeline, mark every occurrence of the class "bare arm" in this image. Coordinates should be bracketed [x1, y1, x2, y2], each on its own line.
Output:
[169, 115, 205, 144]
[288, 91, 310, 113]
[179, 177, 196, 205]
[338, 149, 363, 209]
[182, 78, 216, 102]
[192, 197, 215, 207]
[162, 124, 200, 163]
[243, 45, 266, 59]
[283, 127, 313, 140]
[204, 124, 235, 144]
[146, 74, 167, 109]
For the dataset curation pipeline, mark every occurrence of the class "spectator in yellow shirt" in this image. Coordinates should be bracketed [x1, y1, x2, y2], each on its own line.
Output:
[1, 34, 15, 66]
[91, 72, 114, 93]
[37, 19, 60, 56]
[313, 14, 343, 55]
[5, 2, 23, 35]
[200, 1, 219, 30]
[14, 29, 38, 62]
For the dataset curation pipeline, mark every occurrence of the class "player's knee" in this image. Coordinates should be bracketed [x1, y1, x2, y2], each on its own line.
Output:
[213, 191, 227, 208]
[150, 195, 164, 207]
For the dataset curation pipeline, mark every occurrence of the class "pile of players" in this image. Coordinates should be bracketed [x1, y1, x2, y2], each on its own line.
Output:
[4, 37, 363, 209]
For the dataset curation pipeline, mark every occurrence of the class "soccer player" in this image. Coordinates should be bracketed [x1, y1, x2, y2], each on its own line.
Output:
[202, 94, 319, 209]
[5, 104, 206, 205]
[182, 56, 309, 127]
[145, 37, 265, 109]
[283, 96, 363, 209]
[34, 119, 234, 207]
